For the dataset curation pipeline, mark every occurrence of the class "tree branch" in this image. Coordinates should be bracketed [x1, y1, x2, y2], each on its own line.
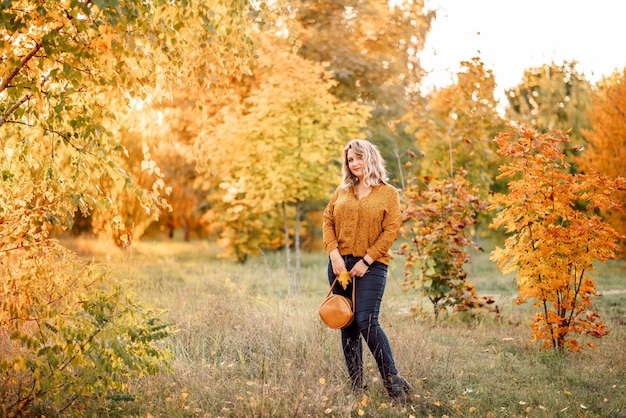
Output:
[0, 41, 42, 93]
[0, 22, 64, 96]
[0, 93, 31, 127]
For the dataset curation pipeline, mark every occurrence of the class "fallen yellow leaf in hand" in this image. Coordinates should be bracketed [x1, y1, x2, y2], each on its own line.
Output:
[338, 270, 352, 289]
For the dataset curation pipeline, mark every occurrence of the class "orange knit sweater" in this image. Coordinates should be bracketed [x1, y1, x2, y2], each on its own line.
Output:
[322, 183, 402, 265]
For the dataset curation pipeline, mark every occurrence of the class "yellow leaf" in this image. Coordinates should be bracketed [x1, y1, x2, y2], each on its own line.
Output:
[338, 270, 352, 289]
[319, 377, 326, 385]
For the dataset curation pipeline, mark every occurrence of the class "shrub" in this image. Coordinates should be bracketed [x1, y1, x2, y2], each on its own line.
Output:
[398, 169, 494, 318]
[0, 240, 172, 416]
[489, 124, 625, 352]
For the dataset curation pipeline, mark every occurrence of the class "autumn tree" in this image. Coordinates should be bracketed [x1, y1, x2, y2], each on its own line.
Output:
[575, 68, 626, 256]
[0, 0, 257, 413]
[65, 101, 201, 245]
[395, 58, 503, 318]
[196, 34, 370, 290]
[400, 57, 506, 254]
[406, 57, 506, 197]
[292, 0, 435, 181]
[113, 93, 206, 242]
[505, 61, 592, 148]
[489, 124, 625, 352]
[85, 127, 171, 246]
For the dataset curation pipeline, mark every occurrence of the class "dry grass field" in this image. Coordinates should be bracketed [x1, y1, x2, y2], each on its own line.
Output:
[66, 238, 626, 417]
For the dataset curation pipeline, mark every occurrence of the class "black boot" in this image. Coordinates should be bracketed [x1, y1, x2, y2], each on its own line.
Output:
[384, 374, 413, 403]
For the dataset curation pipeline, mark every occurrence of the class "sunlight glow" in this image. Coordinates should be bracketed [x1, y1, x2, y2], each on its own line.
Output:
[419, 0, 626, 104]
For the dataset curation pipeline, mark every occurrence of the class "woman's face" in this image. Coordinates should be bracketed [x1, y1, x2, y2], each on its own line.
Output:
[347, 148, 365, 181]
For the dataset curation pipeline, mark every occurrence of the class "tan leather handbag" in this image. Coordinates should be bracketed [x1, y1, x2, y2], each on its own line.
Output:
[319, 276, 355, 329]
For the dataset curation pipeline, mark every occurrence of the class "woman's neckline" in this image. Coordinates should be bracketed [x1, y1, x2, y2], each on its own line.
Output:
[353, 183, 376, 200]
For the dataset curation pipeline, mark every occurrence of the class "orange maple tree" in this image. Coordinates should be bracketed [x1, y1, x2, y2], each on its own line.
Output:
[489, 124, 625, 352]
[575, 68, 626, 256]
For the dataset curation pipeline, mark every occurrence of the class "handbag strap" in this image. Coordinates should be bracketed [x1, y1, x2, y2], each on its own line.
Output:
[351, 276, 355, 305]
[328, 275, 356, 306]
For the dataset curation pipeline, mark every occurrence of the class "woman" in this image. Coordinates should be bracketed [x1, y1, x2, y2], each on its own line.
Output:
[322, 139, 413, 403]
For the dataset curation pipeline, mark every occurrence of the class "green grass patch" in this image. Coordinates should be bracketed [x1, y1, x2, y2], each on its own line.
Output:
[74, 239, 625, 417]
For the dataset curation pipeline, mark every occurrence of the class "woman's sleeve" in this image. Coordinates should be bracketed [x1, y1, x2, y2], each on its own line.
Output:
[366, 186, 402, 261]
[322, 188, 340, 255]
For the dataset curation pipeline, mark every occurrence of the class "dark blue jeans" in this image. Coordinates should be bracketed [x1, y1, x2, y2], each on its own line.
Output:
[327, 255, 398, 384]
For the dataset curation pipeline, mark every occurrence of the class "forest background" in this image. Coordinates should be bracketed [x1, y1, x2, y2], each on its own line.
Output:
[1, 0, 625, 416]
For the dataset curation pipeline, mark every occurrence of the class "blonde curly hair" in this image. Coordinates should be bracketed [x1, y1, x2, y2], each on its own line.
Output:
[340, 139, 388, 190]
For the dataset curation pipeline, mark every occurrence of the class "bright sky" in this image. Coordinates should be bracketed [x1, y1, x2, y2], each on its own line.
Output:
[419, 0, 626, 103]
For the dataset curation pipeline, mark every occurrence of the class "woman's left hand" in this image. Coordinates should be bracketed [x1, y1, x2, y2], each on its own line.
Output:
[350, 260, 369, 278]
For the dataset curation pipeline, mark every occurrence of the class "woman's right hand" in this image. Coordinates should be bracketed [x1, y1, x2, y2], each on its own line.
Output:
[331, 258, 347, 276]
[329, 250, 346, 276]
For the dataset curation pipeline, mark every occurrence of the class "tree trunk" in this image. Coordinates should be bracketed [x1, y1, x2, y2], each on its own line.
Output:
[283, 203, 294, 292]
[183, 218, 190, 242]
[294, 202, 301, 293]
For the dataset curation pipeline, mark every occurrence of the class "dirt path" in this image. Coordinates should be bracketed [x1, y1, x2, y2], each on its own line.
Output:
[599, 289, 626, 295]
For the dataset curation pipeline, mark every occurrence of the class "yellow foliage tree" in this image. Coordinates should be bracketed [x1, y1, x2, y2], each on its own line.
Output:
[489, 124, 625, 352]
[197, 34, 370, 280]
[0, 0, 257, 414]
[575, 68, 626, 256]
[405, 57, 506, 198]
[505, 61, 592, 146]
[292, 0, 435, 181]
